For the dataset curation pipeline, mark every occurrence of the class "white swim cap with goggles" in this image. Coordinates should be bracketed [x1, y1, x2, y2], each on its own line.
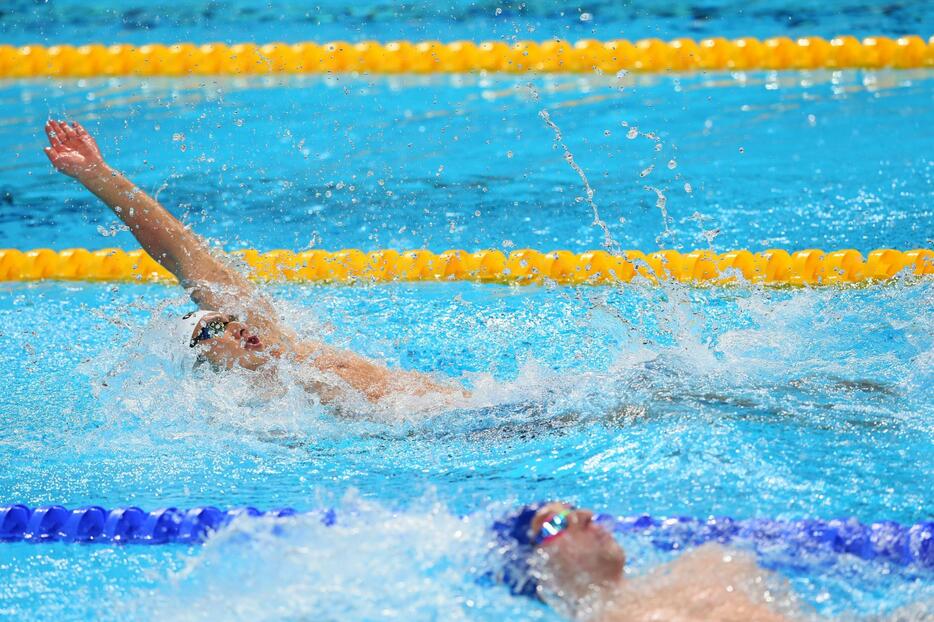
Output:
[161, 310, 213, 372]
[177, 310, 215, 348]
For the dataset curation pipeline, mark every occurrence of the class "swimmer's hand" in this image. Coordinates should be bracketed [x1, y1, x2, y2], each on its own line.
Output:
[43, 119, 106, 180]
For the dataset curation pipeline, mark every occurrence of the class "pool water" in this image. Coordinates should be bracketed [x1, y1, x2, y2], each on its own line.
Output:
[1, 1, 933, 620]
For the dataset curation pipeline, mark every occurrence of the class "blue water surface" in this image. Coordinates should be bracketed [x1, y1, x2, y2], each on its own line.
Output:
[2, 0, 934, 46]
[1, 1, 933, 620]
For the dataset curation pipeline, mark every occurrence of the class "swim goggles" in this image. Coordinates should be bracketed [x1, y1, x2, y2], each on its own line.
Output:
[190, 316, 233, 348]
[534, 508, 574, 545]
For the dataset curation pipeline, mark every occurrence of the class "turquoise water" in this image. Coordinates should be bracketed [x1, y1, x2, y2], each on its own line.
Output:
[3, 71, 933, 252]
[1, 281, 932, 619]
[3, 0, 933, 46]
[2, 1, 934, 620]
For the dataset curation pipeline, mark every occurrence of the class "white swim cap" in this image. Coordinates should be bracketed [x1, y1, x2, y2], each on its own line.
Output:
[156, 309, 215, 374]
[173, 309, 214, 348]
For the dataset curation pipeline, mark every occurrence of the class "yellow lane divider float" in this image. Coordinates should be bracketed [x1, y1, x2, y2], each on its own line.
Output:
[1, 36, 932, 78]
[0, 248, 931, 286]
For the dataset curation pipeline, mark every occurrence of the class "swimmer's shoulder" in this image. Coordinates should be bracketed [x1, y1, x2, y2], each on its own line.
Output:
[615, 544, 794, 622]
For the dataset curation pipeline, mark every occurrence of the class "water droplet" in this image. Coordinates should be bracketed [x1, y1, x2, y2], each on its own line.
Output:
[580, 12, 592, 22]
[494, 7, 502, 15]
[640, 165, 654, 178]
[668, 159, 677, 170]
[626, 128, 639, 139]
[506, 150, 513, 158]
[603, 130, 611, 136]
[684, 182, 693, 194]
[738, 146, 745, 153]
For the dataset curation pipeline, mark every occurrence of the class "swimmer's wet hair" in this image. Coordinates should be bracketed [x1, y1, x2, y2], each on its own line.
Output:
[490, 502, 545, 599]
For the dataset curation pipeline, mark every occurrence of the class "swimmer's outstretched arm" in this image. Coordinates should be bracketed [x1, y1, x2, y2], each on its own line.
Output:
[43, 120, 281, 332]
[44, 120, 466, 403]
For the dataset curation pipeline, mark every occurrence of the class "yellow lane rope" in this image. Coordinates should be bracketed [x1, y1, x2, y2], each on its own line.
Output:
[1, 36, 931, 78]
[1, 248, 931, 286]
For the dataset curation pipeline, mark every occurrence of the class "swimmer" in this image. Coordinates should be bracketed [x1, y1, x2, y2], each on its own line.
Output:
[494, 502, 798, 622]
[43, 119, 466, 407]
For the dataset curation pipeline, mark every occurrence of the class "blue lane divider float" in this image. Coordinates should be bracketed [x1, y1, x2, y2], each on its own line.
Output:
[601, 514, 934, 568]
[1, 505, 931, 568]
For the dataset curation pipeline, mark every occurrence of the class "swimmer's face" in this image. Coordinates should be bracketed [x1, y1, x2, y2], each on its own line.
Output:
[530, 502, 625, 596]
[189, 313, 270, 370]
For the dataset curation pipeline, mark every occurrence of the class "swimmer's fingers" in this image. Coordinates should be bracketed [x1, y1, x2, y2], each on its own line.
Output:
[45, 119, 62, 147]
[51, 120, 73, 149]
[43, 120, 90, 178]
[60, 121, 78, 141]
[72, 121, 102, 157]
[72, 121, 91, 138]
[48, 119, 63, 138]
[44, 120, 64, 151]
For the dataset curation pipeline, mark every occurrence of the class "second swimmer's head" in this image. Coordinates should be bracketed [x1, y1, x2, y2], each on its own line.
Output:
[492, 502, 626, 600]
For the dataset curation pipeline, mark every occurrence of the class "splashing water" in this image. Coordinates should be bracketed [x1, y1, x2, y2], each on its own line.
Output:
[108, 495, 933, 622]
[1, 30, 932, 621]
[644, 185, 673, 246]
[4, 278, 929, 513]
[539, 108, 620, 255]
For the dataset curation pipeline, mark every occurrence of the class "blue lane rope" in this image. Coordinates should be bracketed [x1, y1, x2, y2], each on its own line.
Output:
[1, 505, 931, 567]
